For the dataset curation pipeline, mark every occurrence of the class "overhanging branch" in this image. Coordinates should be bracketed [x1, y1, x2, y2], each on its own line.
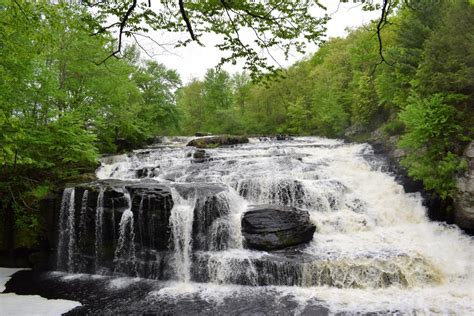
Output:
[179, 0, 196, 41]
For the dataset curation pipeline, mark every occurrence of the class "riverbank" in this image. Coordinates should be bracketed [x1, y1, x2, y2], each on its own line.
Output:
[345, 129, 474, 235]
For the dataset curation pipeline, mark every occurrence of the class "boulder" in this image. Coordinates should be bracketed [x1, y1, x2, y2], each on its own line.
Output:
[135, 166, 160, 178]
[241, 205, 315, 251]
[275, 135, 293, 141]
[192, 149, 211, 163]
[187, 135, 249, 148]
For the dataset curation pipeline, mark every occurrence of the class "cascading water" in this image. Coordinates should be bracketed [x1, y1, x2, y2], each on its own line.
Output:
[94, 187, 104, 270]
[50, 137, 474, 314]
[57, 187, 76, 272]
[113, 190, 137, 276]
[79, 190, 88, 242]
[169, 188, 196, 282]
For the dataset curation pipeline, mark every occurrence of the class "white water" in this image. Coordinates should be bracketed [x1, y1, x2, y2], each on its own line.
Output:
[91, 137, 474, 313]
[114, 190, 137, 276]
[169, 188, 196, 282]
[56, 188, 76, 272]
[94, 187, 105, 270]
[79, 190, 88, 242]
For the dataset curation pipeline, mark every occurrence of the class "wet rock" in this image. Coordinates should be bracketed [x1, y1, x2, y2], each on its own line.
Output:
[60, 182, 175, 273]
[192, 149, 211, 163]
[135, 166, 160, 178]
[454, 141, 474, 231]
[187, 135, 249, 148]
[237, 179, 306, 207]
[192, 193, 230, 251]
[172, 182, 227, 199]
[114, 138, 135, 153]
[241, 205, 315, 251]
[193, 149, 208, 159]
[275, 135, 293, 141]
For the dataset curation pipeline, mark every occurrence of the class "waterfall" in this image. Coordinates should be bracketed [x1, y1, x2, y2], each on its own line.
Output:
[114, 190, 137, 276]
[50, 137, 473, 314]
[56, 188, 76, 272]
[169, 188, 196, 282]
[94, 188, 105, 270]
[137, 195, 145, 246]
[207, 189, 246, 250]
[79, 190, 88, 241]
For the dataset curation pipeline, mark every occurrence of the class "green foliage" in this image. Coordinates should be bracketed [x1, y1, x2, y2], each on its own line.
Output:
[176, 1, 473, 202]
[0, 1, 182, 249]
[2, 0, 474, 250]
[287, 98, 311, 135]
[382, 120, 405, 136]
[416, 1, 474, 97]
[351, 73, 379, 127]
[87, 0, 329, 79]
[398, 94, 468, 198]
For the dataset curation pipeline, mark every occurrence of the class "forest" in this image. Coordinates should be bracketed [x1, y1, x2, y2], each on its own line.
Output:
[1, 0, 473, 250]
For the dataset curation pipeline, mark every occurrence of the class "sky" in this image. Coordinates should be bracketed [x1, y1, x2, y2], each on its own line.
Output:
[137, 1, 381, 83]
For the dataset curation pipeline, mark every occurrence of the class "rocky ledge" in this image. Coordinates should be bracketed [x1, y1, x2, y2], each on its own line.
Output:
[187, 135, 249, 148]
[454, 141, 474, 230]
[241, 205, 316, 251]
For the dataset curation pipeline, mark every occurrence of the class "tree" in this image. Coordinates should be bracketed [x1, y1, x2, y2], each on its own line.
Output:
[287, 98, 311, 135]
[87, 0, 329, 78]
[0, 1, 184, 249]
[310, 38, 352, 136]
[134, 60, 182, 135]
[398, 94, 468, 198]
[177, 79, 206, 134]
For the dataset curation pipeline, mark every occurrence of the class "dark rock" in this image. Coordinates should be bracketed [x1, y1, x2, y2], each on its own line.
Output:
[192, 149, 212, 163]
[114, 138, 135, 153]
[275, 135, 293, 141]
[241, 205, 315, 251]
[187, 135, 249, 148]
[454, 141, 474, 232]
[55, 181, 175, 273]
[192, 193, 230, 251]
[193, 149, 208, 159]
[135, 166, 160, 178]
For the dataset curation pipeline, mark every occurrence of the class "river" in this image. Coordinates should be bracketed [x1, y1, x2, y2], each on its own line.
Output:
[5, 137, 474, 315]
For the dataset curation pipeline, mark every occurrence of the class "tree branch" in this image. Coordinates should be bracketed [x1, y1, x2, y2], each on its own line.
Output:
[178, 0, 196, 41]
[98, 0, 137, 64]
[376, 0, 390, 65]
[372, 0, 394, 74]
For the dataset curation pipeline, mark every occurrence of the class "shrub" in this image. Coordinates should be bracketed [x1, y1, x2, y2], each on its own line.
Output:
[398, 94, 468, 198]
[382, 120, 406, 136]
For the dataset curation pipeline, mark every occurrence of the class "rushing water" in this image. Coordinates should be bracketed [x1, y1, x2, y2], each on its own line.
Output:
[56, 188, 76, 272]
[169, 188, 196, 282]
[48, 137, 474, 314]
